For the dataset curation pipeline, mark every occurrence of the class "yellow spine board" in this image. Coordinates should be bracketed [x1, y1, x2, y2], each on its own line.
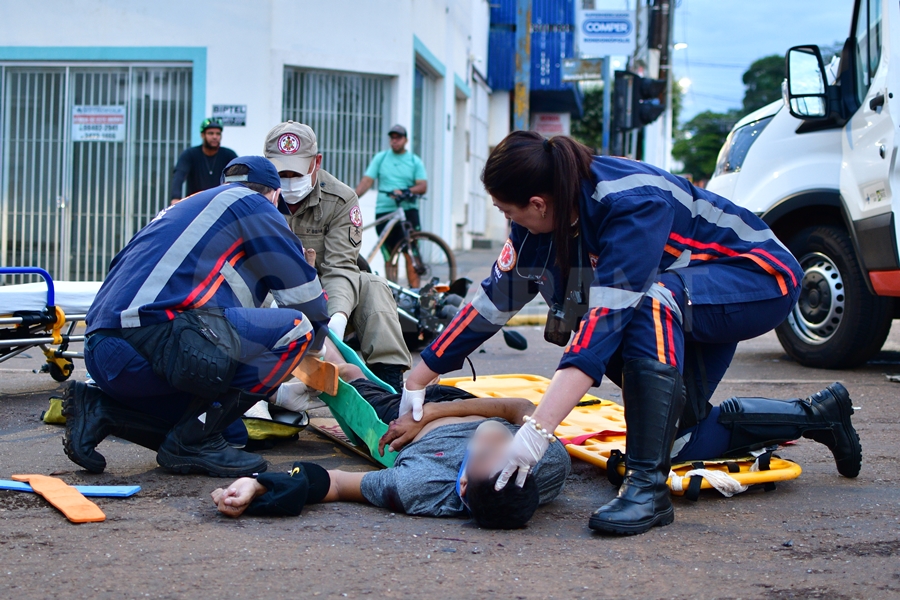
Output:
[442, 374, 802, 494]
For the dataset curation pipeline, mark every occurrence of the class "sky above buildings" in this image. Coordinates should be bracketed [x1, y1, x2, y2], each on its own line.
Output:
[671, 0, 852, 121]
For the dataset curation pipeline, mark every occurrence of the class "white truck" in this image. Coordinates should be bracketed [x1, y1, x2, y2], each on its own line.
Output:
[707, 0, 898, 368]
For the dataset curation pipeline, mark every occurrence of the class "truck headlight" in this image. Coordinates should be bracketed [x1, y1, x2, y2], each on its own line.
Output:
[713, 116, 773, 177]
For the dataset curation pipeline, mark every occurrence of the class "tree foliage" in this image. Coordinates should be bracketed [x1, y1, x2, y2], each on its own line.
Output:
[671, 110, 741, 181]
[571, 85, 604, 152]
[741, 54, 784, 114]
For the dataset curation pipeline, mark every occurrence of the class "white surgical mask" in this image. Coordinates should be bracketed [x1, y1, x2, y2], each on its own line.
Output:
[280, 176, 313, 204]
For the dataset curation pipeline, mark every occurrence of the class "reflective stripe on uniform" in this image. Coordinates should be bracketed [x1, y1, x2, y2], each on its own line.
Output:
[220, 261, 255, 308]
[646, 282, 682, 325]
[588, 286, 644, 311]
[666, 248, 692, 271]
[120, 186, 257, 328]
[592, 174, 789, 251]
[274, 317, 314, 349]
[272, 279, 324, 307]
[471, 287, 518, 326]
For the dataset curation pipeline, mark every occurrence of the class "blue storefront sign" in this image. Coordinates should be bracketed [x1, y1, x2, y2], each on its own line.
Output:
[577, 9, 635, 57]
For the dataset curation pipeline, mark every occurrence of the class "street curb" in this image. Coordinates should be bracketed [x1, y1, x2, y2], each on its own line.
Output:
[506, 313, 547, 326]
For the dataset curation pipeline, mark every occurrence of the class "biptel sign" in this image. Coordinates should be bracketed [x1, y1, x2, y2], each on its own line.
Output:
[577, 9, 636, 58]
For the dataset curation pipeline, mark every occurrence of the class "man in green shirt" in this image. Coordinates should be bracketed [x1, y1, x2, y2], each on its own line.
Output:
[355, 125, 428, 262]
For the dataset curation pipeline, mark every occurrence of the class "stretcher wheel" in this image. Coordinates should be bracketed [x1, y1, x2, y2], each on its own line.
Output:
[49, 361, 74, 382]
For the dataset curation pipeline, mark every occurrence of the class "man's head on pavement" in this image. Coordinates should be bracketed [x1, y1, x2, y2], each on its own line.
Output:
[222, 156, 282, 205]
[264, 121, 323, 204]
[388, 124, 408, 154]
[456, 420, 539, 529]
[201, 118, 223, 151]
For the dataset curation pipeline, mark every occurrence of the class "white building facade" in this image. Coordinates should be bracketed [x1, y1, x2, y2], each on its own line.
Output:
[0, 0, 495, 281]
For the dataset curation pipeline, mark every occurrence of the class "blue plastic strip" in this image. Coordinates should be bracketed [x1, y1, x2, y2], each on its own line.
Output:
[0, 267, 55, 307]
[0, 480, 141, 498]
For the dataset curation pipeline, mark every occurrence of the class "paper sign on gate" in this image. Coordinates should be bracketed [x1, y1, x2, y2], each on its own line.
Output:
[72, 106, 126, 142]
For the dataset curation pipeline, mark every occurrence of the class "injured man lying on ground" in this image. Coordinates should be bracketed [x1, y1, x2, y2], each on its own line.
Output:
[211, 354, 572, 529]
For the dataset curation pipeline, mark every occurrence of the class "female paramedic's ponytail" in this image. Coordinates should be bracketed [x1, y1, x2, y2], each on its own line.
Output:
[481, 131, 594, 276]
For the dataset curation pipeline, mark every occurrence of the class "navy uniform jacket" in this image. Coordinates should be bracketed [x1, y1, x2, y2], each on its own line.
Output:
[87, 184, 329, 343]
[421, 156, 803, 384]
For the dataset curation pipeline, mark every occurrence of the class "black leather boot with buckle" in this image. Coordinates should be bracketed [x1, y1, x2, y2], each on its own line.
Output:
[156, 389, 268, 477]
[717, 382, 862, 478]
[62, 381, 171, 473]
[589, 359, 686, 536]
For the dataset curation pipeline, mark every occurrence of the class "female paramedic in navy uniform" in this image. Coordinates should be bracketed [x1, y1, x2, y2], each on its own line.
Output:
[398, 131, 861, 536]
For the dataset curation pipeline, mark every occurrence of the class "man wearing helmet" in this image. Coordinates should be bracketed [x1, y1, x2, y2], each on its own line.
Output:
[170, 118, 238, 203]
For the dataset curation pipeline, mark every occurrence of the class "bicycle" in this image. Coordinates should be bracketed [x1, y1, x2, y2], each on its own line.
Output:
[362, 192, 456, 288]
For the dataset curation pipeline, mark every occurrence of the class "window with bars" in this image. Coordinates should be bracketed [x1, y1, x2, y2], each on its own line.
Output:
[0, 64, 191, 283]
[282, 68, 390, 186]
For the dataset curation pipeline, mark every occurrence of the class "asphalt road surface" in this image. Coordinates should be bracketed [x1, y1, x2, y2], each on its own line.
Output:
[2, 324, 899, 599]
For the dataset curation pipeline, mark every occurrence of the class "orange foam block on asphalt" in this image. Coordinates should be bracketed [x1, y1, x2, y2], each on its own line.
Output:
[12, 474, 106, 523]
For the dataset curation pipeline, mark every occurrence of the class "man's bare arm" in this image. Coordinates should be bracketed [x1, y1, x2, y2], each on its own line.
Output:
[323, 470, 367, 503]
[378, 396, 536, 455]
[423, 396, 534, 424]
[410, 179, 427, 195]
[355, 176, 375, 197]
[212, 470, 369, 517]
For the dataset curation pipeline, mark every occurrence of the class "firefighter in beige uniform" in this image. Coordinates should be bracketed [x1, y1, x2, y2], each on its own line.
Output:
[264, 121, 411, 392]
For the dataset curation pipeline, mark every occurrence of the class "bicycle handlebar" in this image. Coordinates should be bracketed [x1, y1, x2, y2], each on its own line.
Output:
[380, 189, 424, 202]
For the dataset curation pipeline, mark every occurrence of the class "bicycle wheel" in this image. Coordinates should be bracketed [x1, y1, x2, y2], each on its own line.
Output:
[385, 231, 457, 288]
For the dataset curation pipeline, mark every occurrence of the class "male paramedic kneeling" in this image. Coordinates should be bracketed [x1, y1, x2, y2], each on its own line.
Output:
[65, 156, 329, 477]
[401, 131, 862, 536]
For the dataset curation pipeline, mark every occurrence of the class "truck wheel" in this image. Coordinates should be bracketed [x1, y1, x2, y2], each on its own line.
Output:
[775, 225, 893, 368]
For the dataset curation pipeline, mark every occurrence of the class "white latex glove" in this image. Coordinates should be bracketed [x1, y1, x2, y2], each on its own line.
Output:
[494, 422, 550, 491]
[273, 381, 317, 413]
[398, 384, 427, 422]
[328, 312, 349, 341]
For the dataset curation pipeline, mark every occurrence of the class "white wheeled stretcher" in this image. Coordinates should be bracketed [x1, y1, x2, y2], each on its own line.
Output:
[0, 267, 101, 381]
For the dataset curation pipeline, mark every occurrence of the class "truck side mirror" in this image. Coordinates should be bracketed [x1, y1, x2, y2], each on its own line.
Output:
[784, 45, 829, 119]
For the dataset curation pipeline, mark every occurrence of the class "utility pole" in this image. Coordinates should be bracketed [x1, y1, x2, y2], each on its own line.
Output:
[513, 0, 532, 131]
[659, 0, 675, 170]
[602, 56, 612, 155]
[627, 0, 644, 159]
[642, 0, 673, 168]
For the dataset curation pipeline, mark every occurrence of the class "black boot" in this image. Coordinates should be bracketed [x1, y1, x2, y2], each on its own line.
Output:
[62, 381, 171, 474]
[589, 359, 686, 535]
[156, 389, 268, 477]
[718, 382, 861, 478]
[369, 363, 405, 393]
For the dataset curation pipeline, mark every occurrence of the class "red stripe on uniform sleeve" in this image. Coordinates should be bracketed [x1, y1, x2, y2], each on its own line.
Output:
[668, 232, 740, 257]
[435, 307, 481, 357]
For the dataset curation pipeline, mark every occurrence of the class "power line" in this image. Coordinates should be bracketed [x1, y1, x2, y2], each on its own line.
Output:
[691, 92, 742, 103]
[688, 61, 748, 69]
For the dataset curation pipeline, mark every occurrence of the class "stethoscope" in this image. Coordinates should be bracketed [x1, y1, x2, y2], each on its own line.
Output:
[513, 225, 584, 284]
[514, 231, 553, 282]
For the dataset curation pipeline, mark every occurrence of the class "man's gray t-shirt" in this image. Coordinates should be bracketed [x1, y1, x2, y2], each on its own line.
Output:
[360, 418, 571, 517]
